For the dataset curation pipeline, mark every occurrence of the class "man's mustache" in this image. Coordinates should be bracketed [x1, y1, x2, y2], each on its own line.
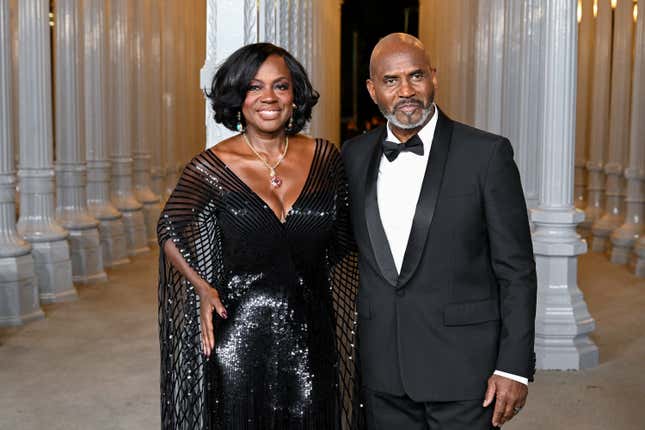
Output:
[393, 100, 424, 110]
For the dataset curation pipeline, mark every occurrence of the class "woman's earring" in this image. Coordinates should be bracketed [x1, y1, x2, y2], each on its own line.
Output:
[236, 111, 244, 132]
[287, 104, 296, 132]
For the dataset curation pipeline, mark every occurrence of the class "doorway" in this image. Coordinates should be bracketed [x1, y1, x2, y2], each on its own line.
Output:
[340, 0, 420, 141]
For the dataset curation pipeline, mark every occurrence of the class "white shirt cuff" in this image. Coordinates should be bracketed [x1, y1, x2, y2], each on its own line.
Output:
[494, 370, 528, 385]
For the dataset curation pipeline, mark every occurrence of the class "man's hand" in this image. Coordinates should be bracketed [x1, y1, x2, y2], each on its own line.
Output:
[483, 374, 528, 427]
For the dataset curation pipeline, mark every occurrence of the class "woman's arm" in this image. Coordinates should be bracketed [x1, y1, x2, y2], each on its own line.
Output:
[162, 239, 227, 357]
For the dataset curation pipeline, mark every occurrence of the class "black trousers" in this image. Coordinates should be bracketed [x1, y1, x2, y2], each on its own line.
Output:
[364, 388, 499, 430]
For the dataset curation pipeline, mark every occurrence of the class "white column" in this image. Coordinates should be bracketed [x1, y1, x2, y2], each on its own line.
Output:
[132, 0, 161, 249]
[591, 0, 635, 253]
[0, 0, 43, 326]
[150, 0, 165, 200]
[473, 0, 505, 135]
[107, 0, 148, 256]
[500, 0, 544, 211]
[202, 0, 250, 150]
[160, 0, 175, 201]
[419, 0, 476, 125]
[16, 0, 76, 303]
[84, 0, 129, 268]
[581, 0, 612, 236]
[628, 0, 645, 276]
[574, 0, 595, 211]
[54, 0, 107, 284]
[531, 0, 598, 370]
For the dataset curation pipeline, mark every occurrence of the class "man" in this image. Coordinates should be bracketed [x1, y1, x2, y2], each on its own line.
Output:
[341, 33, 537, 429]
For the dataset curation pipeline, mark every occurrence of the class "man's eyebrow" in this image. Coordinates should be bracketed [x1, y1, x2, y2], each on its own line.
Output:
[408, 69, 425, 76]
[382, 74, 399, 80]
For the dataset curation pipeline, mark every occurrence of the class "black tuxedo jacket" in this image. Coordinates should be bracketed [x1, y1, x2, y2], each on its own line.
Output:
[341, 109, 537, 402]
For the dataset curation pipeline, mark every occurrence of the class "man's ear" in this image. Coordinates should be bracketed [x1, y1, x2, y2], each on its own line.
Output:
[366, 79, 377, 104]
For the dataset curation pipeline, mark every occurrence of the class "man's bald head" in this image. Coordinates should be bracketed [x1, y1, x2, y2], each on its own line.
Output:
[369, 33, 432, 78]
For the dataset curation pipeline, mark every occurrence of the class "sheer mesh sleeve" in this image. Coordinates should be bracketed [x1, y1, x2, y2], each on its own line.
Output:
[327, 153, 365, 430]
[157, 154, 221, 430]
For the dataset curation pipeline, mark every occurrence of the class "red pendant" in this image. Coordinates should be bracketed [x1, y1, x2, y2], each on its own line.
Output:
[270, 175, 283, 188]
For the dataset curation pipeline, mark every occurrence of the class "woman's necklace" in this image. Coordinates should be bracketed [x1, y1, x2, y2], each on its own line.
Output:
[242, 132, 289, 188]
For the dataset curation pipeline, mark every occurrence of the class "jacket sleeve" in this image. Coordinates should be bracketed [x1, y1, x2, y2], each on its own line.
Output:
[482, 138, 537, 381]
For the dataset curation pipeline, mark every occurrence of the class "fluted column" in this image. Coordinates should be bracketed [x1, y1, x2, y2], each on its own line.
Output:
[202, 0, 249, 150]
[161, 0, 178, 196]
[419, 0, 476, 125]
[84, 0, 129, 268]
[501, 0, 544, 211]
[54, 0, 106, 284]
[581, 0, 613, 236]
[0, 0, 43, 326]
[628, 0, 645, 276]
[150, 0, 165, 201]
[574, 0, 595, 211]
[591, 0, 635, 252]
[107, 0, 148, 256]
[132, 0, 161, 248]
[16, 0, 76, 303]
[473, 0, 505, 135]
[531, 0, 598, 370]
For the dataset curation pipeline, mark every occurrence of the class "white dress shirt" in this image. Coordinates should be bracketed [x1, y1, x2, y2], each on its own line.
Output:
[376, 106, 528, 386]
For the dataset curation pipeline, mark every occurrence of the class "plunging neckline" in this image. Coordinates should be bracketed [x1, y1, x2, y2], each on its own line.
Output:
[209, 139, 319, 225]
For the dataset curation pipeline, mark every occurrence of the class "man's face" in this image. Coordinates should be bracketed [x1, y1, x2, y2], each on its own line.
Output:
[367, 47, 436, 131]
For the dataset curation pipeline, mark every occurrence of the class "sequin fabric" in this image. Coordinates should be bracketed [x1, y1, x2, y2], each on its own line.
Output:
[157, 139, 364, 429]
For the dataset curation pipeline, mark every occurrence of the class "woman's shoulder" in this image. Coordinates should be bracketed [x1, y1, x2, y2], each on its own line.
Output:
[295, 134, 339, 160]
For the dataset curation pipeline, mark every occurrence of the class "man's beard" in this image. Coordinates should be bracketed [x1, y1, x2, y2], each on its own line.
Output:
[379, 100, 434, 130]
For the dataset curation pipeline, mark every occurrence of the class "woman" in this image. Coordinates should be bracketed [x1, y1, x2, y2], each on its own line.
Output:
[157, 43, 362, 430]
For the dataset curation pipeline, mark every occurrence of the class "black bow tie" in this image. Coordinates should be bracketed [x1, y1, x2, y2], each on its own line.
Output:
[381, 135, 424, 162]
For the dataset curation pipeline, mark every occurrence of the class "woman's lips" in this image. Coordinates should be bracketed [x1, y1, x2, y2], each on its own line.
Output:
[257, 109, 281, 120]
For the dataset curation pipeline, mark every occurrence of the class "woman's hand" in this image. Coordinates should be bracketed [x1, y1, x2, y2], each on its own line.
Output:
[198, 285, 227, 357]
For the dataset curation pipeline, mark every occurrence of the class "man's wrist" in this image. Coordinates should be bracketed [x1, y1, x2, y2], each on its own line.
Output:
[493, 370, 528, 385]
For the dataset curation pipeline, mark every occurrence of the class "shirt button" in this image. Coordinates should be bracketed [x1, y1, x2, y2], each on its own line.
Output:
[395, 289, 405, 297]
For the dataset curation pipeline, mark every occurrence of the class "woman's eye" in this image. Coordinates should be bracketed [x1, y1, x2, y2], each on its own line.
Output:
[248, 84, 261, 91]
[276, 83, 289, 91]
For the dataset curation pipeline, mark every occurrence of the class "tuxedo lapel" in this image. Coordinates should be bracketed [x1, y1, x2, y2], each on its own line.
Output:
[397, 109, 454, 288]
[364, 126, 399, 287]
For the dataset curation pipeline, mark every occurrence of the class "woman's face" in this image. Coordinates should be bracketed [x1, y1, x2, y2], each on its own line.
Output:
[242, 55, 294, 135]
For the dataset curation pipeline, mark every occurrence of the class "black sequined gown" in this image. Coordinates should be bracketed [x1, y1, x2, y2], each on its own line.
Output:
[157, 139, 363, 430]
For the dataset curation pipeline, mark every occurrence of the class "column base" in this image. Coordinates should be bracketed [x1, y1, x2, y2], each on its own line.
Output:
[533, 253, 599, 370]
[30, 239, 77, 303]
[632, 238, 645, 277]
[97, 217, 130, 268]
[590, 235, 609, 252]
[611, 222, 641, 264]
[534, 334, 599, 370]
[531, 207, 598, 371]
[68, 226, 108, 284]
[591, 214, 623, 252]
[121, 208, 150, 256]
[142, 201, 161, 249]
[0, 254, 45, 327]
[610, 244, 633, 265]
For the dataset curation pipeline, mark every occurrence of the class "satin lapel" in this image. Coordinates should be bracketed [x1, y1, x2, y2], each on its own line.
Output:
[364, 126, 399, 287]
[397, 110, 454, 288]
